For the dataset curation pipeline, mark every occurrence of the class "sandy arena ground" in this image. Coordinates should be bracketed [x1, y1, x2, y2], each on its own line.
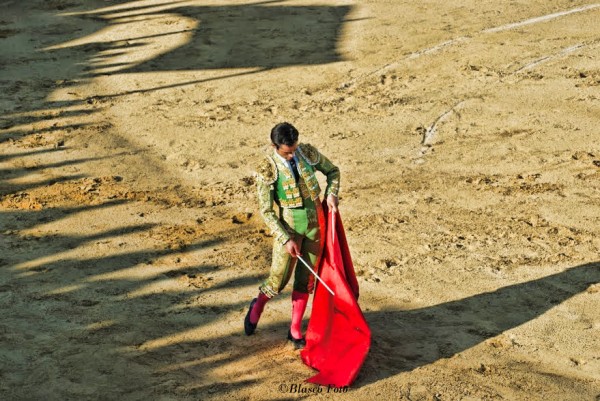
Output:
[1, 0, 599, 400]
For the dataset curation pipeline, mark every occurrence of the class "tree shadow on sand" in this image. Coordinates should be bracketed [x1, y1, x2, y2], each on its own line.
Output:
[1, 1, 356, 399]
[69, 0, 352, 74]
[34, 0, 355, 99]
[0, 197, 273, 399]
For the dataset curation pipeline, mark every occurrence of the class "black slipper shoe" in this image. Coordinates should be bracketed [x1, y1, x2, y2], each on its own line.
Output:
[287, 330, 306, 350]
[244, 298, 257, 336]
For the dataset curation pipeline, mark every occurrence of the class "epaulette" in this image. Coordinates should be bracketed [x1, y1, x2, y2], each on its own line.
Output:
[255, 154, 277, 184]
[297, 143, 320, 166]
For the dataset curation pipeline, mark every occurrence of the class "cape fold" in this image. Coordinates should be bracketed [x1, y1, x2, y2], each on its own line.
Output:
[300, 202, 371, 387]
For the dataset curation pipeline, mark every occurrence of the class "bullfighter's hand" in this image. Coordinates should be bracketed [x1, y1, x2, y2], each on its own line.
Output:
[327, 194, 339, 213]
[285, 239, 301, 257]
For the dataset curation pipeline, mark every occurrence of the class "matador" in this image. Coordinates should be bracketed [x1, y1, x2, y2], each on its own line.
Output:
[244, 122, 340, 349]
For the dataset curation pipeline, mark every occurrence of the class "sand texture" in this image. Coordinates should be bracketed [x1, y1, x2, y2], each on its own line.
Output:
[1, 0, 599, 400]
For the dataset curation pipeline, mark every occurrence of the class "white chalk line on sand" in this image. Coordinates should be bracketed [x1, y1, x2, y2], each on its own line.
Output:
[419, 40, 594, 145]
[407, 37, 469, 60]
[341, 37, 468, 88]
[415, 38, 596, 161]
[421, 100, 467, 147]
[348, 4, 600, 162]
[418, 38, 597, 153]
[483, 4, 600, 33]
[514, 43, 587, 73]
[498, 39, 600, 86]
[343, 3, 600, 87]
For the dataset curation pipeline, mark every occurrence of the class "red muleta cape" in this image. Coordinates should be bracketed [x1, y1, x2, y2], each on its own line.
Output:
[300, 203, 371, 387]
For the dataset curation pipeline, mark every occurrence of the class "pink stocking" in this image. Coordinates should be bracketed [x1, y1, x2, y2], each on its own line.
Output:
[290, 290, 309, 339]
[250, 292, 269, 325]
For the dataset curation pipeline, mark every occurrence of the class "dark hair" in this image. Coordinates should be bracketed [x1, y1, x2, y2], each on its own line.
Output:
[270, 122, 299, 148]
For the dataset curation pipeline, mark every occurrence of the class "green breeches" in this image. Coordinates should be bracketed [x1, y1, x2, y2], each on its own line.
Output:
[260, 197, 325, 298]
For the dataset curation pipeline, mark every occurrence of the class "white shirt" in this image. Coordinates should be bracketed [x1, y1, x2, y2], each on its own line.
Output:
[273, 151, 300, 179]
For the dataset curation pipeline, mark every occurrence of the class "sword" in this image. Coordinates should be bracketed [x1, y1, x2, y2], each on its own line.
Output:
[296, 255, 335, 297]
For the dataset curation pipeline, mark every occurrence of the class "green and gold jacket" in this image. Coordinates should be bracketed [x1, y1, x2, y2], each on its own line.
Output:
[255, 143, 340, 245]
